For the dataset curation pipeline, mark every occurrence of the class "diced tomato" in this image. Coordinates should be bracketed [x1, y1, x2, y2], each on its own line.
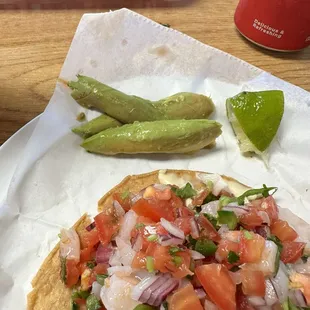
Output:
[80, 228, 100, 249]
[236, 287, 255, 310]
[239, 209, 263, 229]
[197, 214, 221, 242]
[290, 273, 310, 305]
[171, 251, 192, 279]
[137, 216, 155, 225]
[260, 196, 279, 223]
[192, 190, 209, 206]
[80, 246, 96, 263]
[179, 206, 195, 217]
[239, 231, 265, 263]
[132, 251, 147, 269]
[94, 207, 120, 246]
[132, 198, 175, 222]
[168, 283, 203, 310]
[66, 259, 80, 288]
[174, 217, 192, 235]
[196, 264, 236, 310]
[270, 219, 298, 242]
[281, 241, 305, 263]
[251, 196, 279, 223]
[241, 270, 266, 297]
[113, 192, 131, 212]
[216, 239, 240, 262]
[93, 263, 108, 275]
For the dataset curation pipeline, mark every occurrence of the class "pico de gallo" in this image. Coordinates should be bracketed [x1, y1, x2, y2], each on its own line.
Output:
[59, 171, 310, 310]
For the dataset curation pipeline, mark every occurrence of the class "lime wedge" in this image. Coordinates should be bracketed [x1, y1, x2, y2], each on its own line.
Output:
[226, 90, 284, 155]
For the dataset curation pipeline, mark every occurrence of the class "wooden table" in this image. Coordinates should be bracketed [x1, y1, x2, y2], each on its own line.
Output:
[0, 0, 309, 144]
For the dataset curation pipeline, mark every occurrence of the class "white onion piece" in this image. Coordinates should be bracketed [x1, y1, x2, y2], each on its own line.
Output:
[59, 228, 80, 261]
[221, 231, 241, 242]
[108, 266, 133, 277]
[218, 224, 229, 236]
[190, 250, 205, 260]
[92, 281, 102, 299]
[132, 233, 143, 252]
[256, 307, 272, 310]
[197, 173, 231, 196]
[190, 218, 200, 239]
[160, 304, 166, 310]
[293, 262, 310, 275]
[131, 193, 142, 204]
[258, 211, 271, 225]
[160, 218, 185, 240]
[201, 200, 219, 217]
[119, 210, 138, 241]
[178, 278, 191, 289]
[113, 200, 125, 217]
[153, 184, 170, 191]
[270, 262, 289, 303]
[195, 288, 206, 299]
[290, 289, 307, 307]
[240, 240, 278, 275]
[229, 271, 242, 285]
[215, 251, 223, 263]
[248, 296, 266, 306]
[204, 299, 219, 310]
[264, 279, 278, 306]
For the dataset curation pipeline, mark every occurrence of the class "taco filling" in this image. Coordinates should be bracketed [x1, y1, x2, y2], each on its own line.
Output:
[29, 170, 310, 310]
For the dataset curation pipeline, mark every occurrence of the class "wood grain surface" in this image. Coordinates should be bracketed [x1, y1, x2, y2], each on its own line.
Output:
[0, 0, 309, 144]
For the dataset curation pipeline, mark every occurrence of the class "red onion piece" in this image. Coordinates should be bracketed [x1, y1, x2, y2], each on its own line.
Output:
[113, 200, 125, 216]
[270, 262, 289, 303]
[195, 288, 206, 299]
[258, 211, 271, 225]
[201, 201, 219, 217]
[190, 250, 205, 260]
[190, 217, 200, 239]
[222, 205, 249, 216]
[264, 279, 278, 306]
[288, 289, 307, 307]
[133, 273, 178, 306]
[96, 243, 114, 264]
[160, 218, 185, 240]
[248, 296, 266, 307]
[255, 226, 271, 239]
[160, 236, 183, 246]
[86, 222, 96, 231]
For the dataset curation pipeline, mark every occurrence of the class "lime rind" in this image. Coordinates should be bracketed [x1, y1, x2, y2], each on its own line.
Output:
[226, 90, 284, 156]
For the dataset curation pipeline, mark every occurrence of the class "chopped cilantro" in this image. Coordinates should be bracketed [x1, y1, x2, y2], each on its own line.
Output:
[86, 294, 101, 310]
[120, 190, 130, 200]
[147, 234, 158, 242]
[96, 274, 108, 286]
[162, 301, 169, 310]
[72, 290, 90, 300]
[72, 301, 79, 310]
[302, 255, 309, 263]
[244, 230, 253, 240]
[173, 256, 182, 267]
[169, 246, 181, 255]
[135, 223, 145, 229]
[160, 23, 171, 28]
[86, 261, 96, 269]
[230, 266, 240, 272]
[227, 251, 240, 264]
[172, 183, 197, 199]
[188, 235, 197, 247]
[146, 256, 155, 273]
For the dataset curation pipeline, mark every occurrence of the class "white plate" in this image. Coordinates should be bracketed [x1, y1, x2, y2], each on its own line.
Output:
[0, 116, 39, 204]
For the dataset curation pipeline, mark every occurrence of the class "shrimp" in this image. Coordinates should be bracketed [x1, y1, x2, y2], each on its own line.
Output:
[100, 274, 141, 310]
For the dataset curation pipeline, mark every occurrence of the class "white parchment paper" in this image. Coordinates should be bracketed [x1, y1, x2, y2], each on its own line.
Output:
[0, 8, 310, 309]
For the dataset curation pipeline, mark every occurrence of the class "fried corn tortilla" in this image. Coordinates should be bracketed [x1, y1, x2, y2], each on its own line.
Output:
[27, 169, 310, 309]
